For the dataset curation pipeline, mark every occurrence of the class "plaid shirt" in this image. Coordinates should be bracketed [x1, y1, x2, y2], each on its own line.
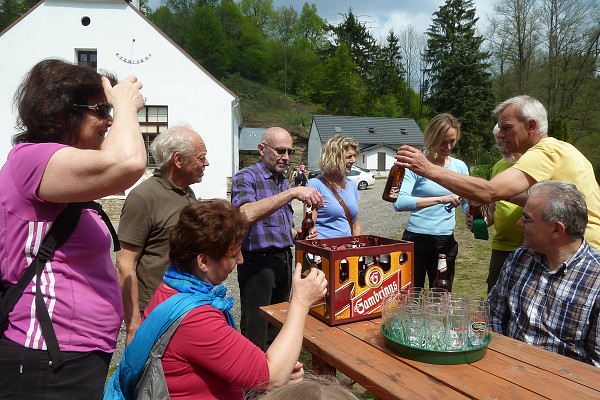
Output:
[488, 241, 600, 366]
[232, 161, 294, 252]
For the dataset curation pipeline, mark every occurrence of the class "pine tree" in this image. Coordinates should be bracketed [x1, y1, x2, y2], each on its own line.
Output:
[425, 0, 495, 162]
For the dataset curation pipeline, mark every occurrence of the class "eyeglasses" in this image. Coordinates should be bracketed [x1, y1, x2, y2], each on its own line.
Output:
[520, 215, 539, 224]
[73, 103, 112, 119]
[262, 142, 295, 156]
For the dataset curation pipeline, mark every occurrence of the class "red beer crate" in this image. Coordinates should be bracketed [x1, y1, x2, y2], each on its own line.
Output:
[295, 235, 413, 326]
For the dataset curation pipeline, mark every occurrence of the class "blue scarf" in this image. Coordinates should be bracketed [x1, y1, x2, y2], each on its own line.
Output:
[103, 265, 236, 399]
[162, 264, 236, 329]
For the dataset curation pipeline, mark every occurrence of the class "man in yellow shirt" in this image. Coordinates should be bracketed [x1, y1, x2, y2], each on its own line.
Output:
[486, 125, 524, 292]
[396, 95, 600, 249]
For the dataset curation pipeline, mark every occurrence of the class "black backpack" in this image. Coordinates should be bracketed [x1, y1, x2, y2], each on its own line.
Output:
[0, 201, 119, 369]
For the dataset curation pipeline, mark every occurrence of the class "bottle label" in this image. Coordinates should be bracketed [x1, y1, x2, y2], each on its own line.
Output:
[437, 259, 447, 273]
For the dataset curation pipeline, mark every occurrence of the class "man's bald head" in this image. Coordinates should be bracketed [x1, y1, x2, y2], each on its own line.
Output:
[259, 127, 294, 175]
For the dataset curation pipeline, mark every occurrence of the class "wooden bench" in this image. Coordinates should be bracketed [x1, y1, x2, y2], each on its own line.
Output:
[260, 302, 600, 400]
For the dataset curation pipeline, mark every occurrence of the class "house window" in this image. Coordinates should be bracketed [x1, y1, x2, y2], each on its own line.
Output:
[138, 106, 168, 166]
[368, 127, 375, 134]
[77, 50, 97, 69]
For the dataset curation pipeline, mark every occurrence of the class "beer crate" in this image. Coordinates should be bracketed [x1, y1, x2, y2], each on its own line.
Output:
[295, 235, 413, 326]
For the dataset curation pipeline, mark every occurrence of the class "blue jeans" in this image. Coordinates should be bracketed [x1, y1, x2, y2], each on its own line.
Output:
[237, 248, 292, 351]
[0, 335, 111, 399]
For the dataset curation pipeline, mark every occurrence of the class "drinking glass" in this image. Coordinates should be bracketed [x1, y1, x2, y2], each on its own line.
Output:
[401, 304, 425, 348]
[406, 287, 427, 307]
[467, 300, 490, 348]
[424, 304, 448, 351]
[382, 293, 405, 342]
[424, 288, 449, 306]
[446, 305, 469, 350]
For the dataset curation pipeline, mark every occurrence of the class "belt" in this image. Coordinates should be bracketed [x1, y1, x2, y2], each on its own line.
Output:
[243, 248, 291, 257]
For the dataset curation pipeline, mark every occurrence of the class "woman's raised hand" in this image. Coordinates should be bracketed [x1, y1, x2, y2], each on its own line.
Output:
[102, 75, 145, 113]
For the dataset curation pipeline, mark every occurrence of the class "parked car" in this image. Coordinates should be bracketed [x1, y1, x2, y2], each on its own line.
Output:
[353, 166, 371, 173]
[346, 166, 375, 190]
[307, 167, 375, 190]
[307, 170, 321, 179]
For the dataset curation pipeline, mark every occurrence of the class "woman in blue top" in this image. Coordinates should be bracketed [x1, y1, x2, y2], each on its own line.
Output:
[307, 134, 362, 238]
[394, 114, 468, 289]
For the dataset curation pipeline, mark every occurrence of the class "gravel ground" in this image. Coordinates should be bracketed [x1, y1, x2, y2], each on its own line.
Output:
[109, 177, 408, 368]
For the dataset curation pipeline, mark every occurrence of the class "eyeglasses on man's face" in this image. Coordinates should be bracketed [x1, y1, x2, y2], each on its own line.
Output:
[520, 214, 540, 224]
[73, 103, 112, 119]
[262, 142, 295, 156]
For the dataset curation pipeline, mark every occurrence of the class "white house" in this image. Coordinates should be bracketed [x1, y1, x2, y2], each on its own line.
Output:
[0, 0, 241, 199]
[308, 115, 424, 172]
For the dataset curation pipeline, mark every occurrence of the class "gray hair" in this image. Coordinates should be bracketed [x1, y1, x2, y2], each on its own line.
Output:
[493, 95, 548, 135]
[493, 123, 500, 137]
[529, 180, 588, 239]
[150, 125, 195, 169]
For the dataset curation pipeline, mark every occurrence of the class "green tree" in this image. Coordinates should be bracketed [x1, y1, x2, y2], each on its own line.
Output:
[296, 3, 327, 51]
[368, 30, 407, 116]
[425, 0, 495, 163]
[0, 0, 36, 31]
[304, 44, 367, 115]
[328, 9, 378, 78]
[239, 0, 274, 31]
[185, 5, 234, 77]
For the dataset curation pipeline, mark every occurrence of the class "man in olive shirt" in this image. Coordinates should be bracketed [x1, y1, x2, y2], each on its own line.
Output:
[116, 126, 209, 344]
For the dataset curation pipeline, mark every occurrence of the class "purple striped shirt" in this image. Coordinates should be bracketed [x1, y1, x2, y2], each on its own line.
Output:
[231, 161, 294, 252]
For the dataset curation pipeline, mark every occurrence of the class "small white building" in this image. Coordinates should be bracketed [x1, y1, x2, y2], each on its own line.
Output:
[308, 115, 424, 172]
[0, 0, 241, 199]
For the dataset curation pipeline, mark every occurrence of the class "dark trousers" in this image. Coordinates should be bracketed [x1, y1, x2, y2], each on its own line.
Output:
[0, 335, 112, 400]
[237, 248, 292, 351]
[487, 249, 513, 294]
[402, 230, 458, 289]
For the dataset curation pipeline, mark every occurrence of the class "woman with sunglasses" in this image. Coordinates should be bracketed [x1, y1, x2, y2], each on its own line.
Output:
[0, 58, 146, 399]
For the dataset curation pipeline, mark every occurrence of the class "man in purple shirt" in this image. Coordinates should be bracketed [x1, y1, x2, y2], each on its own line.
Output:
[232, 127, 324, 350]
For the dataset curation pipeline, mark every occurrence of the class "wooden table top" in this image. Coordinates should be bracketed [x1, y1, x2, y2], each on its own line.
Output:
[260, 302, 600, 400]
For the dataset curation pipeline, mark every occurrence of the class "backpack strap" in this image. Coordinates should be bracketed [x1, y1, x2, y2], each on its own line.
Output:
[0, 201, 118, 369]
[133, 311, 191, 400]
[81, 201, 120, 252]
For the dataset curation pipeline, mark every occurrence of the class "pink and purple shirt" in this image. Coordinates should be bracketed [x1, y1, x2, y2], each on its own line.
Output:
[0, 143, 123, 353]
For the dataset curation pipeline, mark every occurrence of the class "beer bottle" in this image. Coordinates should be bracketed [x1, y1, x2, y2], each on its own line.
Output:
[298, 206, 314, 240]
[339, 258, 349, 284]
[432, 254, 450, 292]
[380, 253, 391, 273]
[382, 164, 405, 202]
[358, 256, 367, 287]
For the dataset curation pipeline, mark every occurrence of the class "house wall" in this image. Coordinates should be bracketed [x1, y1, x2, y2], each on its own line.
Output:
[359, 146, 396, 171]
[0, 0, 237, 199]
[307, 122, 321, 170]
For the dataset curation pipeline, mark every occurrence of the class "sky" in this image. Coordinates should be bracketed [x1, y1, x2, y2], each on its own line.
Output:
[146, 0, 494, 40]
[268, 0, 494, 40]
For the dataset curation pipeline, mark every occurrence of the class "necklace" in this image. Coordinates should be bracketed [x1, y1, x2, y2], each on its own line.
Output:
[323, 174, 346, 190]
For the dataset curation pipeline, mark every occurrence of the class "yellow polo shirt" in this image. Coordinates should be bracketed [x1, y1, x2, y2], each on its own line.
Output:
[513, 137, 600, 249]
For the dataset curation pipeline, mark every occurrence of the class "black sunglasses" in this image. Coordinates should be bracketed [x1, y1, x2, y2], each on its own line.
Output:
[262, 142, 296, 156]
[73, 103, 112, 119]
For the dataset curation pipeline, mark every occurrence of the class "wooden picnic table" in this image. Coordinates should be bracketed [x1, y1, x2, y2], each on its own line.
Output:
[260, 302, 600, 400]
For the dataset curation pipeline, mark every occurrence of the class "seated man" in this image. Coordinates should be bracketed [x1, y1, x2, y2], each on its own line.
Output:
[488, 180, 600, 367]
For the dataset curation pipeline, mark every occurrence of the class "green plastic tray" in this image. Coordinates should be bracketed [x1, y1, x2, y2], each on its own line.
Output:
[381, 325, 491, 365]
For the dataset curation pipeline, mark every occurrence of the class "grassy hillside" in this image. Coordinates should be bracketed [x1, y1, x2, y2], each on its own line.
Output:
[222, 74, 322, 168]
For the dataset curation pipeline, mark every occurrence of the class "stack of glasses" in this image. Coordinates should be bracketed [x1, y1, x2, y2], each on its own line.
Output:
[382, 288, 490, 351]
